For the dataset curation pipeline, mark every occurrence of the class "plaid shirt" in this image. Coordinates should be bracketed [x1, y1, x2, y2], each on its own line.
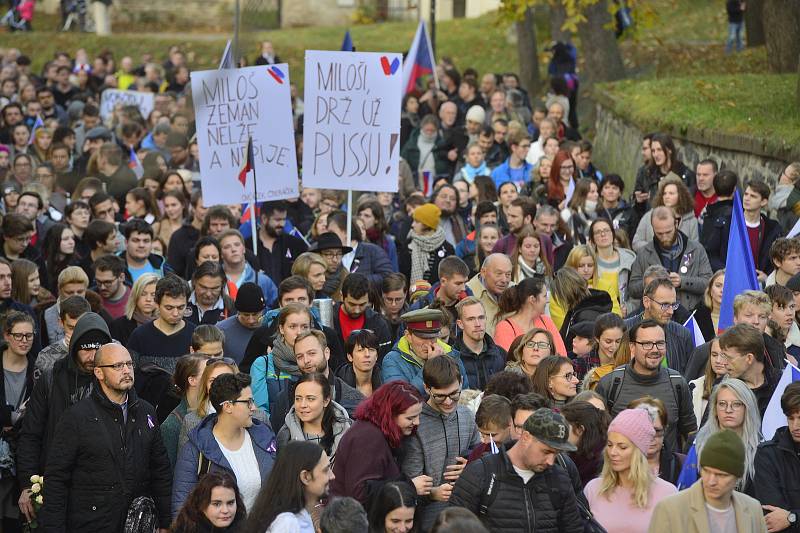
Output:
[571, 350, 601, 382]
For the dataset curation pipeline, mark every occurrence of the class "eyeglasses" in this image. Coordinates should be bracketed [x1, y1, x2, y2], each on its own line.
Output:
[593, 228, 612, 236]
[633, 340, 667, 350]
[430, 389, 462, 403]
[9, 332, 34, 342]
[557, 372, 577, 381]
[717, 400, 745, 412]
[383, 296, 405, 305]
[560, 165, 574, 172]
[227, 398, 255, 408]
[525, 341, 551, 351]
[96, 361, 134, 371]
[207, 356, 236, 365]
[349, 329, 374, 337]
[648, 298, 679, 311]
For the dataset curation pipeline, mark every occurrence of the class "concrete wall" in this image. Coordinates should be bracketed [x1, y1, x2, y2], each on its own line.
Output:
[282, 0, 356, 27]
[592, 91, 798, 192]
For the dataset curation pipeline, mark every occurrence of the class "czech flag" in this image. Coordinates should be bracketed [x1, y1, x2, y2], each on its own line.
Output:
[762, 362, 800, 440]
[238, 137, 254, 188]
[401, 20, 438, 95]
[683, 311, 706, 348]
[718, 189, 759, 332]
[128, 146, 144, 179]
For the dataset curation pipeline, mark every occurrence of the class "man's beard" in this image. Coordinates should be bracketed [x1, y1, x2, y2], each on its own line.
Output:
[265, 224, 280, 238]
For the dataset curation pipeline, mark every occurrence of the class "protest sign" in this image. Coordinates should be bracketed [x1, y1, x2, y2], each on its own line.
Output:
[191, 65, 299, 205]
[99, 89, 154, 120]
[302, 50, 402, 193]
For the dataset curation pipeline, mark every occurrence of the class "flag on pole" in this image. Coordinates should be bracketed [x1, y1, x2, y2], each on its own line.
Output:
[401, 20, 438, 94]
[762, 362, 800, 440]
[565, 178, 576, 205]
[341, 30, 354, 52]
[128, 146, 144, 179]
[219, 40, 234, 69]
[676, 443, 699, 490]
[421, 170, 433, 197]
[718, 189, 760, 332]
[27, 115, 44, 145]
[237, 137, 254, 188]
[683, 311, 706, 348]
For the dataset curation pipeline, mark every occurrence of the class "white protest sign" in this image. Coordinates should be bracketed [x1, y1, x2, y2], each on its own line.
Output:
[302, 50, 402, 192]
[191, 65, 299, 205]
[99, 89, 154, 120]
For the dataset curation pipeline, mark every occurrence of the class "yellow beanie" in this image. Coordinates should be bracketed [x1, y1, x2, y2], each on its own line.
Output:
[413, 203, 441, 230]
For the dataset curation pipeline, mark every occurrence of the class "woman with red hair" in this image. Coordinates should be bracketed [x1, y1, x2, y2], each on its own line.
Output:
[331, 380, 430, 508]
[547, 149, 578, 210]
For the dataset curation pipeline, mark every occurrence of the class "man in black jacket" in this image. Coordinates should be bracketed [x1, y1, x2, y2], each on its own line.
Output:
[449, 408, 584, 533]
[16, 312, 111, 523]
[754, 381, 800, 532]
[700, 169, 737, 272]
[253, 201, 308, 287]
[40, 343, 172, 532]
[332, 274, 393, 362]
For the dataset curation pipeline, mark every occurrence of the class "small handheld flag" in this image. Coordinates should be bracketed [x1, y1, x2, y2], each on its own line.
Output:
[27, 115, 44, 145]
[128, 146, 144, 179]
[237, 137, 254, 188]
[761, 361, 800, 440]
[219, 40, 234, 70]
[683, 311, 706, 348]
[341, 30, 354, 52]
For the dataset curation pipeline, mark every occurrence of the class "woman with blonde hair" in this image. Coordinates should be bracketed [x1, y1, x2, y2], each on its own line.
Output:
[584, 409, 677, 532]
[504, 327, 557, 381]
[632, 175, 699, 251]
[29, 128, 53, 166]
[692, 269, 724, 341]
[109, 273, 159, 345]
[510, 225, 551, 283]
[550, 245, 620, 326]
[291, 252, 328, 295]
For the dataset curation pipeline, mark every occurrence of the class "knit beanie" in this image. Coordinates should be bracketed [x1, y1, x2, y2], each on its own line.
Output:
[699, 429, 745, 478]
[235, 282, 266, 313]
[413, 203, 442, 230]
[466, 105, 486, 124]
[608, 409, 655, 454]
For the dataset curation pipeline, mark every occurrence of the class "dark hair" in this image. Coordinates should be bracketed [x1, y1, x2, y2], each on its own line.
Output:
[19, 191, 43, 210]
[430, 508, 488, 533]
[497, 277, 546, 316]
[320, 497, 368, 533]
[346, 329, 379, 355]
[65, 200, 90, 220]
[191, 324, 225, 352]
[59, 295, 91, 321]
[209, 372, 251, 413]
[123, 218, 154, 240]
[438, 255, 469, 281]
[155, 273, 190, 304]
[279, 275, 314, 304]
[588, 218, 615, 246]
[473, 176, 498, 204]
[474, 201, 497, 222]
[292, 373, 343, 456]
[629, 319, 664, 343]
[243, 441, 324, 533]
[126, 187, 159, 218]
[2, 213, 33, 238]
[43, 223, 76, 285]
[85, 220, 116, 250]
[355, 381, 423, 448]
[422, 355, 462, 389]
[194, 236, 221, 264]
[327, 210, 363, 242]
[510, 392, 550, 419]
[593, 312, 626, 342]
[172, 471, 246, 532]
[193, 260, 227, 284]
[88, 192, 114, 213]
[381, 272, 408, 294]
[510, 197, 537, 223]
[260, 200, 288, 219]
[698, 158, 719, 174]
[649, 133, 679, 173]
[172, 353, 209, 396]
[4, 310, 34, 334]
[484, 371, 533, 400]
[713, 169, 739, 197]
[201, 206, 237, 236]
[600, 173, 625, 193]
[746, 178, 771, 200]
[781, 381, 800, 416]
[560, 401, 611, 459]
[342, 273, 370, 300]
[530, 355, 572, 401]
[475, 394, 512, 429]
[357, 200, 389, 239]
[92, 254, 126, 278]
[718, 323, 766, 363]
[367, 481, 417, 533]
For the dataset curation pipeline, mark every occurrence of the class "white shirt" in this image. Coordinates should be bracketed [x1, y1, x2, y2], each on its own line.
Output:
[267, 510, 315, 533]
[216, 431, 261, 509]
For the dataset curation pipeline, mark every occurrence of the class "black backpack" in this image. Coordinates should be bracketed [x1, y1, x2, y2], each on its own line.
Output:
[561, 290, 614, 348]
[605, 365, 685, 412]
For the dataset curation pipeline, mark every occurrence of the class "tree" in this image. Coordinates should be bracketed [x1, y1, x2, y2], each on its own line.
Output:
[762, 0, 800, 73]
[744, 0, 766, 47]
[516, 7, 544, 96]
[576, 0, 626, 83]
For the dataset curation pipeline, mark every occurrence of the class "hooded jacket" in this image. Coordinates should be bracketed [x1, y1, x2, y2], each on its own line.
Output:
[401, 402, 480, 530]
[381, 337, 470, 394]
[17, 312, 111, 491]
[172, 414, 277, 519]
[276, 400, 352, 463]
[753, 426, 800, 531]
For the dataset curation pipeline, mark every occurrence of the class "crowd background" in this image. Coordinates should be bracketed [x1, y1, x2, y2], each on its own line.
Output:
[0, 32, 797, 533]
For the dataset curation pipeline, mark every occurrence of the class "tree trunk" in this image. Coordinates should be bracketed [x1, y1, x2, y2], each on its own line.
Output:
[797, 58, 800, 107]
[762, 0, 800, 73]
[516, 7, 543, 98]
[549, 2, 571, 43]
[745, 0, 766, 47]
[576, 0, 626, 84]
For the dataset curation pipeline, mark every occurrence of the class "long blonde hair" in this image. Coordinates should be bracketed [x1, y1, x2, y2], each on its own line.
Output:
[566, 244, 598, 286]
[598, 440, 654, 508]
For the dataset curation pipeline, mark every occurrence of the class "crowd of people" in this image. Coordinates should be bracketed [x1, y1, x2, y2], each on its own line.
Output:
[0, 37, 798, 533]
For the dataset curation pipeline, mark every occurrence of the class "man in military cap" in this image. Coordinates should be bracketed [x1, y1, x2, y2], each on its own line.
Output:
[381, 308, 470, 394]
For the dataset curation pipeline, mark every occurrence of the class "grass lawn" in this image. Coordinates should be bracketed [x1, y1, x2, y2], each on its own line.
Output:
[599, 73, 800, 150]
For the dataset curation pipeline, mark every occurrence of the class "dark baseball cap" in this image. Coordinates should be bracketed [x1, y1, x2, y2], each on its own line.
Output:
[522, 408, 577, 452]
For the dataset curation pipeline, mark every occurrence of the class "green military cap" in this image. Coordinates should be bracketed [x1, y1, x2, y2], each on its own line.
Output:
[401, 308, 444, 339]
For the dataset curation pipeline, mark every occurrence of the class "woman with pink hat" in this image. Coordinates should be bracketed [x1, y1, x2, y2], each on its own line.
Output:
[583, 408, 677, 532]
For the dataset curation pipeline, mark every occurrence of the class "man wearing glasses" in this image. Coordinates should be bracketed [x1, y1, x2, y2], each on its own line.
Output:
[718, 323, 780, 418]
[625, 277, 694, 374]
[39, 343, 173, 532]
[401, 356, 480, 531]
[596, 319, 696, 452]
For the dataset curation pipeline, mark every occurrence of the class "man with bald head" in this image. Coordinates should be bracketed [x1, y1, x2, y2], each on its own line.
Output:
[40, 343, 172, 532]
[628, 206, 713, 310]
[467, 253, 513, 335]
[434, 100, 468, 177]
[547, 101, 580, 141]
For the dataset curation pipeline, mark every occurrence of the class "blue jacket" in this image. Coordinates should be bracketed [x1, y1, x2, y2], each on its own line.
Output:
[490, 158, 533, 191]
[171, 414, 276, 518]
[381, 337, 470, 394]
[351, 241, 394, 287]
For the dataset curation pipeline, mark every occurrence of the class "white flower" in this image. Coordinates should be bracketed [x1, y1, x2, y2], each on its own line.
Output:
[31, 483, 41, 494]
[29, 475, 41, 484]
[35, 495, 43, 505]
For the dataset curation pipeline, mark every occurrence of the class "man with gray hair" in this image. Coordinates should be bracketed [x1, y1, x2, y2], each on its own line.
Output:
[628, 206, 712, 310]
[319, 497, 368, 533]
[466, 253, 512, 336]
[534, 204, 573, 270]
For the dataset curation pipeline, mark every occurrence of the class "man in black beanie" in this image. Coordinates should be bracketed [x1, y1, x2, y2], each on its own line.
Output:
[217, 282, 266, 364]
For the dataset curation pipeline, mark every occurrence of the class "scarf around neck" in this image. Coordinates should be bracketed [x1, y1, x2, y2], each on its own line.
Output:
[409, 227, 446, 283]
[272, 335, 299, 375]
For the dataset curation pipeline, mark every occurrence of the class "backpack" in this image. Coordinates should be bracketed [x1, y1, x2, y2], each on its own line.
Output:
[605, 365, 685, 412]
[123, 495, 157, 533]
[561, 290, 613, 348]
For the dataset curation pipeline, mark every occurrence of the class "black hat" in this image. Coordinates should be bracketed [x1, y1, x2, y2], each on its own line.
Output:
[85, 126, 112, 142]
[235, 282, 266, 313]
[75, 329, 109, 351]
[571, 321, 594, 340]
[311, 232, 353, 254]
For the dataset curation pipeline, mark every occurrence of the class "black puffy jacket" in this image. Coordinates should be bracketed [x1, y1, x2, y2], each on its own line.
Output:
[40, 384, 172, 532]
[449, 446, 584, 533]
[754, 426, 800, 531]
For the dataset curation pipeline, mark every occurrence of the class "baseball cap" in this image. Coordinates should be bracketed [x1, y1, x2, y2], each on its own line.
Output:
[522, 408, 577, 452]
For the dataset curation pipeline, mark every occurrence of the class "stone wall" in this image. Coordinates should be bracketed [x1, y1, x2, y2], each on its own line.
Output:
[282, 0, 357, 27]
[592, 90, 798, 192]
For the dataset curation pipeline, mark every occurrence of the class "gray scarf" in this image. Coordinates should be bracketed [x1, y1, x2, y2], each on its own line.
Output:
[271, 336, 299, 375]
[409, 227, 446, 283]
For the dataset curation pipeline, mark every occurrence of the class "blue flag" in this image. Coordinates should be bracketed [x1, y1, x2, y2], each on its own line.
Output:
[341, 30, 354, 52]
[718, 189, 759, 332]
[676, 443, 699, 490]
[27, 115, 43, 145]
